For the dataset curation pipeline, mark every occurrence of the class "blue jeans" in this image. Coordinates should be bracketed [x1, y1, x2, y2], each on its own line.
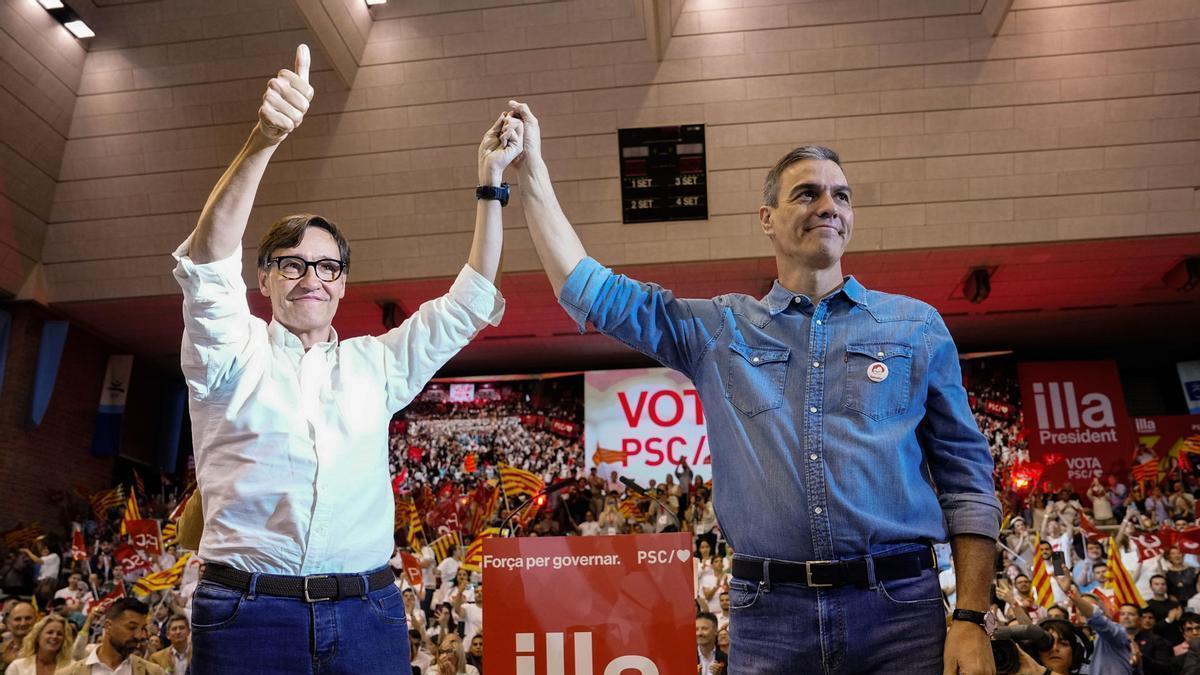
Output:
[728, 546, 946, 674]
[191, 568, 412, 674]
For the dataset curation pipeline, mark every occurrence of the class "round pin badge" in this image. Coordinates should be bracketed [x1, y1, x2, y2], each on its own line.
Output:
[867, 362, 889, 383]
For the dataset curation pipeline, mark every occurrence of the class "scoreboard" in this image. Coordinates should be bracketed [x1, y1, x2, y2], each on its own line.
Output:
[618, 124, 708, 224]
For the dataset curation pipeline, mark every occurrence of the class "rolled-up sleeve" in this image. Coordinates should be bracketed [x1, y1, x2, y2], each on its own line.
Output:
[556, 257, 718, 377]
[172, 236, 258, 400]
[380, 264, 505, 412]
[918, 308, 1001, 540]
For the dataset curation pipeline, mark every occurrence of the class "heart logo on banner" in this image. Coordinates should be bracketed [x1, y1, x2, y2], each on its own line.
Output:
[676, 549, 691, 563]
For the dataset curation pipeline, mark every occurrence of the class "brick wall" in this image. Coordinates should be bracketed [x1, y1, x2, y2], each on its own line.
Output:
[26, 0, 1200, 303]
[0, 303, 173, 535]
[0, 0, 86, 297]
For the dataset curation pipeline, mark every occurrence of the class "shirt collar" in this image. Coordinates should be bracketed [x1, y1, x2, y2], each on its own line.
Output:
[85, 649, 130, 669]
[763, 275, 868, 315]
[267, 319, 338, 353]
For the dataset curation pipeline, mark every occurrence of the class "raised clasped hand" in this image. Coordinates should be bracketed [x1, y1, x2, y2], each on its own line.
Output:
[478, 112, 525, 184]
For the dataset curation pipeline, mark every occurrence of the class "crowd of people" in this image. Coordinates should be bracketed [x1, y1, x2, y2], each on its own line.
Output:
[6, 362, 1200, 673]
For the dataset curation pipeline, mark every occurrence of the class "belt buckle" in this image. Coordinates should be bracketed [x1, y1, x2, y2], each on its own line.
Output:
[303, 574, 334, 603]
[804, 560, 836, 588]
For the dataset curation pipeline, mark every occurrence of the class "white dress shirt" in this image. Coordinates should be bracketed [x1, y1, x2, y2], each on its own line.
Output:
[173, 238, 504, 575]
[82, 649, 132, 675]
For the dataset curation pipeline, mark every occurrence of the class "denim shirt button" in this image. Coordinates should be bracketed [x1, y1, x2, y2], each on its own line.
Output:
[752, 357, 760, 363]
[809, 453, 818, 461]
[814, 507, 822, 514]
[815, 320, 822, 325]
[812, 361, 820, 368]
[809, 406, 817, 413]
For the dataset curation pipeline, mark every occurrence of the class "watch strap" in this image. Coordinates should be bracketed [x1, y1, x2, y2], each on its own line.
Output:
[475, 182, 509, 207]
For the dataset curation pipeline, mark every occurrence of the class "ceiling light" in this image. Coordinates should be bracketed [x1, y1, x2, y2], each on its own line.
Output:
[365, 0, 386, 5]
[63, 20, 94, 38]
[36, 0, 64, 9]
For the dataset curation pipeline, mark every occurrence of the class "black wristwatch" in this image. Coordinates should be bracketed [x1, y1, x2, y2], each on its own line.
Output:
[476, 182, 509, 207]
[951, 608, 996, 637]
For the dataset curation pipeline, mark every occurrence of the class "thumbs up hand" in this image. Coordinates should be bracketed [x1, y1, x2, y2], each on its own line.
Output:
[257, 44, 314, 144]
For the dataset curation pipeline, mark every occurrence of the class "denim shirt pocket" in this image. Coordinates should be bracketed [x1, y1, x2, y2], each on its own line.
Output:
[841, 342, 913, 421]
[725, 340, 790, 417]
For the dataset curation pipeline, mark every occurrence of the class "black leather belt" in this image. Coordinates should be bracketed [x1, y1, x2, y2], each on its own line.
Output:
[731, 547, 935, 588]
[202, 562, 394, 602]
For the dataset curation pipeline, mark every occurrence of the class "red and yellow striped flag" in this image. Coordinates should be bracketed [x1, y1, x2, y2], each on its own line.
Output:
[499, 465, 544, 499]
[1030, 535, 1055, 609]
[591, 446, 628, 466]
[461, 527, 501, 573]
[118, 486, 141, 536]
[1107, 536, 1145, 608]
[430, 532, 459, 564]
[132, 553, 191, 596]
[619, 496, 646, 523]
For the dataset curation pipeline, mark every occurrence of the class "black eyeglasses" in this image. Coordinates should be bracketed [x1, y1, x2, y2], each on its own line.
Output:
[268, 256, 346, 282]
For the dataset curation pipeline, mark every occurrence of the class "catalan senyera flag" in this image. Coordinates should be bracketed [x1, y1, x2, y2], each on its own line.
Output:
[592, 446, 628, 466]
[89, 486, 125, 521]
[2, 522, 42, 548]
[394, 497, 424, 551]
[1029, 535, 1055, 609]
[1132, 459, 1160, 484]
[619, 497, 646, 523]
[132, 553, 191, 596]
[1107, 536, 1145, 609]
[466, 483, 500, 536]
[461, 527, 502, 573]
[118, 486, 141, 536]
[430, 532, 459, 564]
[499, 464, 544, 499]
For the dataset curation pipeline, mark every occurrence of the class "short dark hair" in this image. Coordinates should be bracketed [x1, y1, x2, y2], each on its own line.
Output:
[256, 214, 351, 271]
[1139, 607, 1157, 617]
[1151, 574, 1168, 583]
[106, 598, 149, 621]
[1120, 603, 1141, 612]
[696, 611, 718, 628]
[1182, 612, 1200, 627]
[761, 145, 842, 207]
[166, 614, 189, 630]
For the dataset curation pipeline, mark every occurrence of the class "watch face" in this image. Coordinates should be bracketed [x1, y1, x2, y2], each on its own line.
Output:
[983, 611, 997, 636]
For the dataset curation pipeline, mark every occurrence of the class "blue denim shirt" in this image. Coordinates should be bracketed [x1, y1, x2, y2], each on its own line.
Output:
[1082, 604, 1132, 675]
[560, 257, 999, 562]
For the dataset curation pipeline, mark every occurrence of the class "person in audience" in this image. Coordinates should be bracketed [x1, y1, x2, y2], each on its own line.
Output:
[148, 614, 190, 674]
[4, 614, 74, 675]
[56, 598, 163, 675]
[1, 601, 39, 673]
[696, 611, 727, 675]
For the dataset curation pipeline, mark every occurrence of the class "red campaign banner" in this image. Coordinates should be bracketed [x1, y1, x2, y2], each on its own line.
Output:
[1018, 361, 1132, 491]
[1133, 416, 1200, 458]
[399, 552, 423, 588]
[483, 533, 694, 675]
[114, 544, 152, 574]
[984, 400, 1016, 419]
[548, 419, 580, 438]
[125, 519, 162, 556]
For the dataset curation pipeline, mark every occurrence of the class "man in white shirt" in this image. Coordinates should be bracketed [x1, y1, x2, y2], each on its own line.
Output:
[454, 583, 484, 648]
[57, 598, 163, 675]
[176, 44, 522, 673]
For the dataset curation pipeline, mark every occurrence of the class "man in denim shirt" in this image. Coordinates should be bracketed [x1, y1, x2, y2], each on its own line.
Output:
[507, 100, 1000, 674]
